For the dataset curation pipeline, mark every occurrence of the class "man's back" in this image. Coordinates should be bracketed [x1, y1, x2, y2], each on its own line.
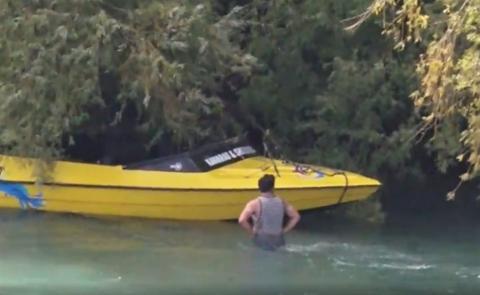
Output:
[252, 195, 286, 250]
[238, 174, 300, 251]
[254, 195, 284, 235]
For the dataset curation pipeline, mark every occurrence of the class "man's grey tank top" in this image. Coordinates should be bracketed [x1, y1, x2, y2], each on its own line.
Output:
[254, 195, 285, 235]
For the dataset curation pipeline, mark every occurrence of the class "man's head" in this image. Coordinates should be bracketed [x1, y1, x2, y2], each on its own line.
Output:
[258, 174, 275, 193]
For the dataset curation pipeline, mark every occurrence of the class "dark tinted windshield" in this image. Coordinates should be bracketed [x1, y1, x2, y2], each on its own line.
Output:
[124, 139, 258, 172]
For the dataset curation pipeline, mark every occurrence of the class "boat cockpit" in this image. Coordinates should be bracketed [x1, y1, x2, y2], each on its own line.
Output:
[124, 139, 258, 172]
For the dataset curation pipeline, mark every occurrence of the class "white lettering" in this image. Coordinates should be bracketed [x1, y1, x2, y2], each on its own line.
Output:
[203, 146, 256, 166]
[204, 152, 232, 166]
[233, 146, 256, 156]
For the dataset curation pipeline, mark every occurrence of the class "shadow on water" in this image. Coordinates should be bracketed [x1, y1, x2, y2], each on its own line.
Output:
[0, 208, 479, 294]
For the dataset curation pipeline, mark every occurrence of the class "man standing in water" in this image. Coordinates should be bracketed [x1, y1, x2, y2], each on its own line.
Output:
[238, 174, 300, 251]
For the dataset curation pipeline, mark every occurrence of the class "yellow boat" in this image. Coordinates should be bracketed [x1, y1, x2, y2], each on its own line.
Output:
[0, 139, 380, 220]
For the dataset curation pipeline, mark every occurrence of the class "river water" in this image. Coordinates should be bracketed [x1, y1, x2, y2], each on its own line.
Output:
[0, 209, 479, 294]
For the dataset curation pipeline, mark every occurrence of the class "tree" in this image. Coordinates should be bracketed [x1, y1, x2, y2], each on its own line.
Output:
[346, 0, 480, 197]
[0, 0, 257, 162]
[239, 0, 419, 176]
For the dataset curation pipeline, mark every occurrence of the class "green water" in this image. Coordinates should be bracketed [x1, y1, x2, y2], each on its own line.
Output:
[0, 210, 479, 294]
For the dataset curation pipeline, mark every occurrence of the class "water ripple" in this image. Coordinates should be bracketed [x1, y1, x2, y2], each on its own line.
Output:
[367, 262, 435, 270]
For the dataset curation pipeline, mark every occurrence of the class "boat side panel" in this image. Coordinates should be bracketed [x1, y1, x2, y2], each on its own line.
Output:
[0, 184, 374, 220]
[0, 155, 379, 190]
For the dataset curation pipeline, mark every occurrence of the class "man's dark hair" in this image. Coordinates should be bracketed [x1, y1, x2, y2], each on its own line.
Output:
[258, 174, 275, 193]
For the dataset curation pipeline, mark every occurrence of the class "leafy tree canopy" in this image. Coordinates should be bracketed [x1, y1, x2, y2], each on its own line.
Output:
[0, 0, 257, 161]
[348, 0, 480, 197]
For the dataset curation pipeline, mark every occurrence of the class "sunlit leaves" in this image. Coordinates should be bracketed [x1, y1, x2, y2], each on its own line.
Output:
[358, 0, 480, 186]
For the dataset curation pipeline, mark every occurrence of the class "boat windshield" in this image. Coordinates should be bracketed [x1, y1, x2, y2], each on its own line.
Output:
[124, 139, 259, 172]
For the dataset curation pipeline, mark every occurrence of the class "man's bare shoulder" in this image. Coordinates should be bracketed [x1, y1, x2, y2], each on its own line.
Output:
[239, 198, 260, 222]
[246, 198, 260, 209]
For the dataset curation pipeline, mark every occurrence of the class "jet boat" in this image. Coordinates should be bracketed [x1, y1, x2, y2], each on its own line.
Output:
[0, 138, 380, 220]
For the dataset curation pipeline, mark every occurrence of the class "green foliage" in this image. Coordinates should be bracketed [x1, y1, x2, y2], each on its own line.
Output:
[239, 0, 420, 179]
[0, 0, 255, 159]
[353, 0, 480, 197]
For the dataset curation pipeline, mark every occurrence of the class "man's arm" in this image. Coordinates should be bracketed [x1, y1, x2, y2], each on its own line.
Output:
[283, 202, 300, 233]
[238, 200, 256, 234]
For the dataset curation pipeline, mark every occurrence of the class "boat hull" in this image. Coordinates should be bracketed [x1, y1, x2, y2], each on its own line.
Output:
[0, 153, 380, 220]
[0, 182, 378, 220]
